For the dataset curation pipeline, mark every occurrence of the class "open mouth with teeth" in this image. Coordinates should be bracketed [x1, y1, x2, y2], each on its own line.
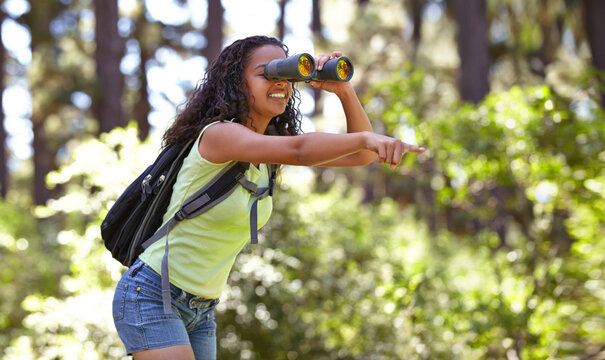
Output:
[269, 92, 288, 100]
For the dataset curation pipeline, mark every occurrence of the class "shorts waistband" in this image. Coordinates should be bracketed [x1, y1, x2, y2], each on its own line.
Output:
[130, 258, 219, 309]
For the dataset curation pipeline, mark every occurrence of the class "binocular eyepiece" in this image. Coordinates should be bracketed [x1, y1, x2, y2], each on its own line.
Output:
[264, 53, 354, 82]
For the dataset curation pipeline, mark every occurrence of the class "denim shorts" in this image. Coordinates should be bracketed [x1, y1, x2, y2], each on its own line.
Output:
[112, 258, 218, 359]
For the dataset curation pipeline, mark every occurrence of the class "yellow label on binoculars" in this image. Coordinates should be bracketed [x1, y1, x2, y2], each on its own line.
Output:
[298, 55, 313, 77]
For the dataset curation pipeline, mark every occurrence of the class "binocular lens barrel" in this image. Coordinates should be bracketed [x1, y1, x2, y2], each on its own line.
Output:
[311, 57, 354, 82]
[264, 54, 354, 82]
[336, 58, 353, 80]
[298, 55, 314, 77]
[264, 53, 315, 81]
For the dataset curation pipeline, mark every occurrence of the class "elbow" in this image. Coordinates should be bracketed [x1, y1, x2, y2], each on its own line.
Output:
[296, 149, 314, 166]
[293, 136, 319, 166]
[291, 141, 309, 166]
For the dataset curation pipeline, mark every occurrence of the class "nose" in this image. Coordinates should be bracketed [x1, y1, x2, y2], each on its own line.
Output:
[273, 79, 291, 93]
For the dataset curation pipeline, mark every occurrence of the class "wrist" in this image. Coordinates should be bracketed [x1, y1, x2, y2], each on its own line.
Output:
[335, 83, 356, 101]
[359, 131, 371, 150]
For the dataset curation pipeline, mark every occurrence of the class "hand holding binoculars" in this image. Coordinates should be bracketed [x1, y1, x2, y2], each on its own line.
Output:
[264, 53, 354, 82]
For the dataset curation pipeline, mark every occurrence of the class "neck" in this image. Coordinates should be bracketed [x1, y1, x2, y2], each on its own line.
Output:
[246, 115, 269, 134]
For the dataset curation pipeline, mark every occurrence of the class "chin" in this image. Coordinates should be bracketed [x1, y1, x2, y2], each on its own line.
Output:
[270, 107, 287, 117]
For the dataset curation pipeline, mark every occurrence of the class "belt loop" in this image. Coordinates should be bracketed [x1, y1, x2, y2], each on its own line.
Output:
[175, 289, 187, 303]
[128, 259, 145, 277]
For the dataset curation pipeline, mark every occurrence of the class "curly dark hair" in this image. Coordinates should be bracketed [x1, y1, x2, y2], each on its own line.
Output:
[162, 35, 303, 147]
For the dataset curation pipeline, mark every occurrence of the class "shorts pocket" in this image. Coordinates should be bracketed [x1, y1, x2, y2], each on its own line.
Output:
[112, 283, 128, 321]
[135, 280, 179, 321]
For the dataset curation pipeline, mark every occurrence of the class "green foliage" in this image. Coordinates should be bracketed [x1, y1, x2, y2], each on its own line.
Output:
[218, 186, 445, 359]
[2, 127, 152, 359]
[3, 86, 604, 359]
[215, 176, 605, 359]
[0, 200, 67, 353]
[364, 68, 605, 359]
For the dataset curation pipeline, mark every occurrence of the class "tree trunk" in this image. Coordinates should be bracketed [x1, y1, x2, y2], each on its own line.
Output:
[134, 48, 151, 140]
[32, 117, 57, 205]
[278, 0, 287, 40]
[24, 4, 62, 205]
[0, 9, 6, 198]
[311, 0, 323, 117]
[203, 0, 224, 66]
[94, 0, 124, 135]
[536, 0, 561, 76]
[584, 0, 605, 108]
[456, 0, 490, 104]
[311, 0, 321, 38]
[409, 0, 424, 61]
[132, 11, 152, 141]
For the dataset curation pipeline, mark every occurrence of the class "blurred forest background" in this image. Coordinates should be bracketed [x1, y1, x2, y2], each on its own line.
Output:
[0, 0, 604, 359]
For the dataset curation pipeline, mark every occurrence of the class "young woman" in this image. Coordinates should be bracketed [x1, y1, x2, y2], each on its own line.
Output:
[112, 35, 424, 360]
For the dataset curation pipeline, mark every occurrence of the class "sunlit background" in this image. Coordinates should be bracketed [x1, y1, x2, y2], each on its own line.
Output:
[1, 0, 604, 359]
[1, 0, 329, 162]
[1, 0, 434, 169]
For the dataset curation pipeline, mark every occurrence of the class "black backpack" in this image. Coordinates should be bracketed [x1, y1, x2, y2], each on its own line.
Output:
[101, 138, 277, 267]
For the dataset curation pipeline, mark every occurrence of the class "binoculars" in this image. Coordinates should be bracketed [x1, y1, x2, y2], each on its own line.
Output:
[264, 53, 354, 82]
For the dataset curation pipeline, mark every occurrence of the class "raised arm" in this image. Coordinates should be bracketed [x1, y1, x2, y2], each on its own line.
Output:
[308, 51, 379, 166]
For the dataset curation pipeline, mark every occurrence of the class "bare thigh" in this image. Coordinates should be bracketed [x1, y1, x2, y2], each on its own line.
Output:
[133, 344, 195, 360]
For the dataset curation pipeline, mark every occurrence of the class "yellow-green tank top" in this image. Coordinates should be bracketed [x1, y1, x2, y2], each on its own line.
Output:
[139, 121, 273, 299]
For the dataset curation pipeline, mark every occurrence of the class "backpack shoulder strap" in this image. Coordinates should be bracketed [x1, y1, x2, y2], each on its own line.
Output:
[267, 164, 278, 196]
[141, 161, 250, 250]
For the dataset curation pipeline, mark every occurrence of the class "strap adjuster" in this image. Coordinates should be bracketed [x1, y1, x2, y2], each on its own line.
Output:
[175, 210, 187, 221]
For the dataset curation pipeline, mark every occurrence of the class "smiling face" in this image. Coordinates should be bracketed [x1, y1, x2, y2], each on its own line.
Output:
[243, 45, 293, 131]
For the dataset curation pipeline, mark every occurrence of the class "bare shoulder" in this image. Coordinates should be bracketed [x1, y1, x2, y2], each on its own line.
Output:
[201, 121, 254, 147]
[203, 121, 250, 138]
[198, 121, 260, 163]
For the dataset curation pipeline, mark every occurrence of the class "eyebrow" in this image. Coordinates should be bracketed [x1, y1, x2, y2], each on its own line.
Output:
[254, 63, 267, 71]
